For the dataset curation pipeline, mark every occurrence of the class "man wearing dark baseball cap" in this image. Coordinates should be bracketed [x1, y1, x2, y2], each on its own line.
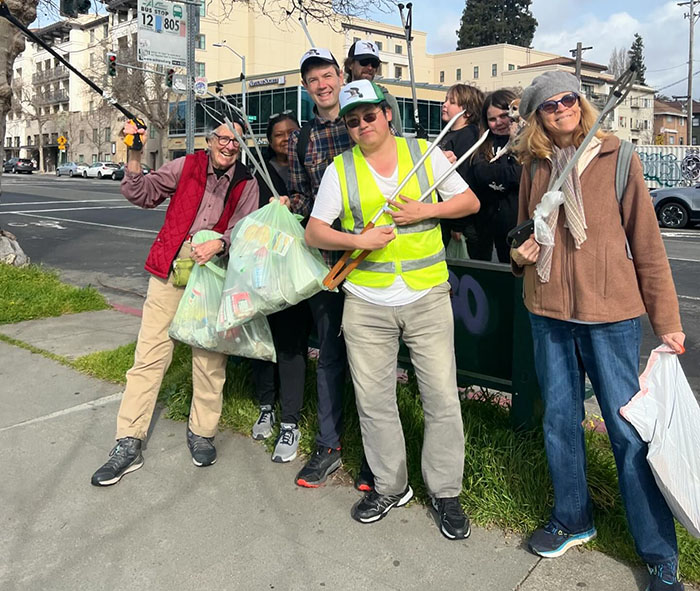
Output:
[344, 39, 403, 136]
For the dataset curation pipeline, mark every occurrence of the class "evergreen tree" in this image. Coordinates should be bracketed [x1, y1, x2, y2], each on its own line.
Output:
[628, 33, 647, 85]
[456, 0, 538, 50]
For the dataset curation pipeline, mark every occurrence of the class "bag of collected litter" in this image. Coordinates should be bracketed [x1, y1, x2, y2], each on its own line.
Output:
[169, 230, 276, 362]
[446, 235, 468, 260]
[620, 346, 700, 538]
[217, 199, 329, 331]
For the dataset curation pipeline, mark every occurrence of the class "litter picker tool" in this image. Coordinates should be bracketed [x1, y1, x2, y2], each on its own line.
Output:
[298, 17, 316, 46]
[507, 65, 638, 249]
[323, 110, 469, 290]
[0, 1, 147, 150]
[397, 3, 427, 139]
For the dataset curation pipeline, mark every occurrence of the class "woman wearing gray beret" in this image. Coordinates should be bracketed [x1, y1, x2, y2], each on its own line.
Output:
[511, 70, 686, 591]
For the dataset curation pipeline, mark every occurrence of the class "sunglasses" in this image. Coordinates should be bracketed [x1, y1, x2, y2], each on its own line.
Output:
[345, 109, 382, 129]
[211, 132, 240, 147]
[358, 58, 380, 68]
[537, 93, 579, 114]
[269, 109, 294, 120]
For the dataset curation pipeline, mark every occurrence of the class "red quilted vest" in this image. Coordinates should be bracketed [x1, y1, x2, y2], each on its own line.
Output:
[144, 150, 250, 278]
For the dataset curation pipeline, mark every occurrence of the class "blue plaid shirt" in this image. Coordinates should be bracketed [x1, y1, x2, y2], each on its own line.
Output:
[288, 112, 353, 266]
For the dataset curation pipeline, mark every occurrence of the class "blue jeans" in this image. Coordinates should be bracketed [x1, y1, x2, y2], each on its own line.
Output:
[308, 290, 347, 449]
[529, 314, 678, 565]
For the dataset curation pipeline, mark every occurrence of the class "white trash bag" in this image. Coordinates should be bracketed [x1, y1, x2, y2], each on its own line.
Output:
[620, 345, 700, 538]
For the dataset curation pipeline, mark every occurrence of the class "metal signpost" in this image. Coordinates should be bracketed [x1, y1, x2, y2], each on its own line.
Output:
[137, 0, 187, 67]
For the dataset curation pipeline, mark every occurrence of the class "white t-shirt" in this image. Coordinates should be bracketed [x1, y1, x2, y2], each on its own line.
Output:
[311, 147, 469, 306]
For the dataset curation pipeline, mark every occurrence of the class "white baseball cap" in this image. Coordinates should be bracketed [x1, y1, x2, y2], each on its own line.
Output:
[348, 40, 380, 62]
[300, 47, 339, 77]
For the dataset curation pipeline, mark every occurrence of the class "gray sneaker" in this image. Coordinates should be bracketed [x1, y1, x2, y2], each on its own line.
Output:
[272, 423, 300, 463]
[252, 405, 276, 440]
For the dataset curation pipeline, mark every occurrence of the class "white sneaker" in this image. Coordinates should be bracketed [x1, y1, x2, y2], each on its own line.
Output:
[252, 405, 275, 440]
[272, 423, 300, 463]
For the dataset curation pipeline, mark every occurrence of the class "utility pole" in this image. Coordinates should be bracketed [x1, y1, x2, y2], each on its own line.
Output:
[569, 42, 593, 82]
[679, 0, 699, 145]
[185, 1, 197, 154]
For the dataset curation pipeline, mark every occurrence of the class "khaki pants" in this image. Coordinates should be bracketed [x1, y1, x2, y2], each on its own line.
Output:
[116, 244, 228, 440]
[342, 282, 464, 498]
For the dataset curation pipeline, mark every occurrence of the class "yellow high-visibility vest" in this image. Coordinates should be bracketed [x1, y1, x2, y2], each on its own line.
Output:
[334, 137, 447, 290]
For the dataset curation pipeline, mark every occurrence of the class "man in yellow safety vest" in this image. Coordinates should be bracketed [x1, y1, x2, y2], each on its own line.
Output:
[305, 79, 480, 539]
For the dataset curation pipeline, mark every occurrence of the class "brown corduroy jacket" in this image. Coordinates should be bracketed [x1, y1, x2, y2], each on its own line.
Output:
[512, 135, 682, 337]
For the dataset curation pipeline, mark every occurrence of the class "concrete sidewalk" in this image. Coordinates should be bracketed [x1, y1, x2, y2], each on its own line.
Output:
[0, 308, 679, 591]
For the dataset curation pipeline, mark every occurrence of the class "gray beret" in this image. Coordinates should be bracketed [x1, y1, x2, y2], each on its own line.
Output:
[519, 71, 580, 118]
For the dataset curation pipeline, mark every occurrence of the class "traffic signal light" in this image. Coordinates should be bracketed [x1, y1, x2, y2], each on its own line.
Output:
[106, 52, 117, 77]
[59, 0, 91, 18]
[166, 69, 175, 88]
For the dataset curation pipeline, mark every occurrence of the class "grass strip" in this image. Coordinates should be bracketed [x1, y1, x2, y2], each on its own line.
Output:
[0, 263, 108, 324]
[71, 346, 700, 583]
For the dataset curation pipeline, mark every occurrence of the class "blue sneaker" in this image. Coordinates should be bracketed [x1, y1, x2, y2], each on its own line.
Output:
[646, 561, 684, 591]
[528, 520, 597, 558]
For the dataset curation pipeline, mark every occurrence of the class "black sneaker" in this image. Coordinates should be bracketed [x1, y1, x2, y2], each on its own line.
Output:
[187, 428, 217, 467]
[431, 497, 471, 540]
[91, 437, 143, 487]
[354, 456, 375, 492]
[646, 561, 684, 591]
[295, 445, 342, 488]
[351, 486, 413, 523]
[528, 520, 597, 558]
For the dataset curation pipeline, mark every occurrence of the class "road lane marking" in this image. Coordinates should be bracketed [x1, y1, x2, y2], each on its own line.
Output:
[0, 392, 123, 433]
[0, 199, 125, 206]
[0, 212, 158, 234]
[668, 256, 700, 263]
[679, 295, 700, 301]
[0, 206, 137, 214]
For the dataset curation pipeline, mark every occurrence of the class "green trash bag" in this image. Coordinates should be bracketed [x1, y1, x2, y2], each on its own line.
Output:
[217, 199, 329, 331]
[169, 230, 276, 362]
[446, 235, 469, 260]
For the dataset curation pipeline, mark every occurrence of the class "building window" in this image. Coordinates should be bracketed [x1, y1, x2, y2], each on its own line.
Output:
[508, 64, 515, 71]
[199, 3, 206, 17]
[196, 34, 205, 50]
[693, 117, 699, 127]
[92, 129, 98, 144]
[103, 24, 109, 38]
[669, 136, 675, 145]
[395, 65, 402, 79]
[666, 115, 673, 123]
[439, 71, 444, 83]
[89, 53, 95, 67]
[395, 44, 402, 54]
[90, 29, 95, 43]
[78, 154, 84, 163]
[492, 63, 497, 77]
[118, 12, 127, 23]
[104, 127, 110, 142]
[80, 130, 85, 144]
[195, 62, 205, 77]
[456, 68, 461, 81]
[89, 100, 94, 112]
[376, 41, 382, 51]
[92, 154, 98, 163]
[473, 66, 479, 79]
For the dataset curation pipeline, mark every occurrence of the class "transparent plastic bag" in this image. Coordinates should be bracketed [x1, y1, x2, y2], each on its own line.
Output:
[169, 230, 276, 362]
[446, 235, 468, 260]
[533, 190, 564, 247]
[620, 346, 700, 537]
[217, 200, 329, 331]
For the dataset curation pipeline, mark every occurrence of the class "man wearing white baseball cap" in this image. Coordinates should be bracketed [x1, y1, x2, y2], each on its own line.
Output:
[305, 79, 480, 538]
[344, 40, 403, 136]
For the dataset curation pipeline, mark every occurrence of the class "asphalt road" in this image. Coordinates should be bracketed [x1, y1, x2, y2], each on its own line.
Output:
[1, 173, 698, 393]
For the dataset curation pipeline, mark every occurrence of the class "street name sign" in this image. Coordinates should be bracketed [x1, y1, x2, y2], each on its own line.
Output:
[137, 0, 187, 67]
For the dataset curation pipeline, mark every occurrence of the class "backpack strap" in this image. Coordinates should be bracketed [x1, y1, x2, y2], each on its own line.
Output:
[296, 120, 313, 167]
[615, 140, 635, 205]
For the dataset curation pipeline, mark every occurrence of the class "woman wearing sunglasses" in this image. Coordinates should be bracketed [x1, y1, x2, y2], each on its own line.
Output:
[511, 71, 686, 591]
[248, 112, 312, 464]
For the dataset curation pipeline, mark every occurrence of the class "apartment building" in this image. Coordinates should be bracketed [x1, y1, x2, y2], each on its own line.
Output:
[654, 100, 687, 145]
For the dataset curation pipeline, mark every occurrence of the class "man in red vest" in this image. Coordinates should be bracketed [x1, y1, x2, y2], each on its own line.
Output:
[91, 119, 258, 487]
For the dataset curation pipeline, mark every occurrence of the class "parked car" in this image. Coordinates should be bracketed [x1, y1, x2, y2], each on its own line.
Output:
[56, 162, 88, 177]
[110, 163, 152, 180]
[3, 157, 33, 174]
[84, 161, 120, 179]
[650, 185, 700, 229]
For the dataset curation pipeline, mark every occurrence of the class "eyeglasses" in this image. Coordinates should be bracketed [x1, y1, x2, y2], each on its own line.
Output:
[358, 58, 380, 68]
[344, 109, 382, 129]
[269, 109, 293, 120]
[537, 93, 579, 114]
[211, 132, 240, 147]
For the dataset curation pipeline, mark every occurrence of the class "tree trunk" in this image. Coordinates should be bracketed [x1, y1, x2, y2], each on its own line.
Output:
[0, 1, 38, 196]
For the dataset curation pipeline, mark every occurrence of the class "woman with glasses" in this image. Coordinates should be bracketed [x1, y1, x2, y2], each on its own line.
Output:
[438, 83, 484, 254]
[248, 112, 312, 465]
[466, 89, 522, 263]
[511, 71, 686, 591]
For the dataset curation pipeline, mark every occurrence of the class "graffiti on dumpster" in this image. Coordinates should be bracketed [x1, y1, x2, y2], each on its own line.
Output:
[448, 270, 489, 336]
[639, 149, 700, 187]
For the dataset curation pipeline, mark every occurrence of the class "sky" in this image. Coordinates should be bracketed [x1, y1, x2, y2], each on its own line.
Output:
[367, 0, 696, 98]
[31, 0, 697, 98]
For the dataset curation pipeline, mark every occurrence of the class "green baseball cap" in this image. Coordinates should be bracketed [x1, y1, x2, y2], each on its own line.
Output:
[338, 80, 386, 117]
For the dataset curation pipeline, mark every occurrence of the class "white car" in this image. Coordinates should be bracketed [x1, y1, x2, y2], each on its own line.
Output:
[84, 161, 120, 179]
[55, 162, 88, 177]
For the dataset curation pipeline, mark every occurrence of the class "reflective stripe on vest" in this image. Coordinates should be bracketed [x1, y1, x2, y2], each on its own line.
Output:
[334, 137, 447, 290]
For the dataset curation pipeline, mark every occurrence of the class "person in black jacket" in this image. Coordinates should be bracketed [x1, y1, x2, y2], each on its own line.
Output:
[438, 84, 484, 251]
[468, 89, 522, 263]
[249, 112, 312, 464]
